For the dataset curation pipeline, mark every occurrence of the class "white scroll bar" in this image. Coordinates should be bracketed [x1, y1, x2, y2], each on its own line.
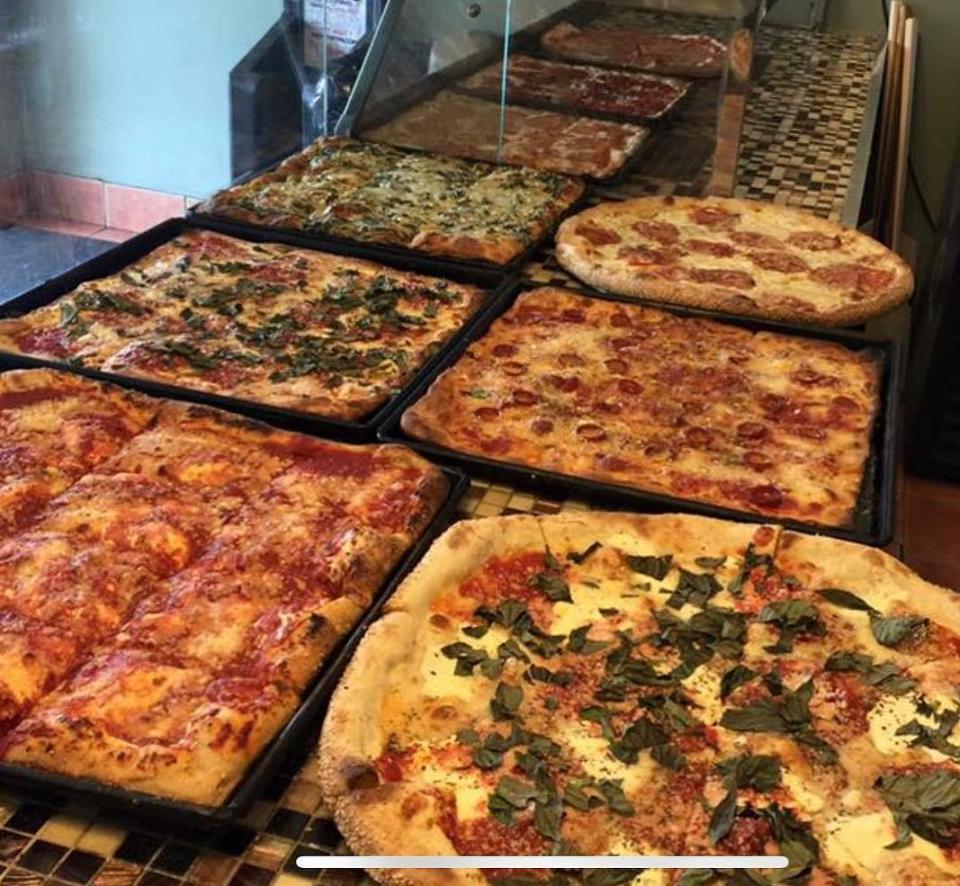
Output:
[297, 855, 789, 870]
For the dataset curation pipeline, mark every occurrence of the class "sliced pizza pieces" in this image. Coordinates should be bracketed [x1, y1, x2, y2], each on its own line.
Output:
[556, 196, 914, 325]
[319, 512, 960, 885]
[0, 369, 448, 806]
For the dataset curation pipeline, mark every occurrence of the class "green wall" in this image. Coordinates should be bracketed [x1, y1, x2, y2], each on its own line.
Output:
[18, 0, 282, 197]
[0, 2, 23, 177]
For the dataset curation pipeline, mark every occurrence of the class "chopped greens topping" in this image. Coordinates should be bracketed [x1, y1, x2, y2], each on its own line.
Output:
[626, 554, 673, 580]
[824, 650, 916, 696]
[758, 600, 824, 654]
[816, 589, 927, 648]
[877, 770, 960, 848]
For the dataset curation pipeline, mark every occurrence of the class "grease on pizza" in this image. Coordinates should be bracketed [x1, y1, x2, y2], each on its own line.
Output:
[320, 511, 960, 885]
[199, 137, 584, 264]
[402, 287, 880, 529]
[0, 368, 447, 805]
[0, 230, 486, 420]
[556, 196, 914, 325]
[366, 91, 649, 180]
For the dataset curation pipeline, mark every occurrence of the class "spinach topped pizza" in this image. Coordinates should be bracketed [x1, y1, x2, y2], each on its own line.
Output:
[198, 137, 585, 265]
[0, 230, 486, 420]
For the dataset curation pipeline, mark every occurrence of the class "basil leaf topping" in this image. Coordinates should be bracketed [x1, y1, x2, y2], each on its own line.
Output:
[668, 569, 723, 610]
[720, 664, 757, 700]
[717, 754, 782, 792]
[758, 600, 824, 654]
[627, 554, 673, 580]
[817, 587, 877, 612]
[569, 541, 602, 564]
[870, 614, 927, 648]
[695, 556, 727, 570]
[824, 650, 916, 696]
[876, 770, 960, 848]
[490, 682, 523, 721]
[708, 789, 738, 844]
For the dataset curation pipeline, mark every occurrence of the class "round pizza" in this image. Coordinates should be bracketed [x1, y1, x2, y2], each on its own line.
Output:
[320, 512, 960, 885]
[555, 197, 914, 325]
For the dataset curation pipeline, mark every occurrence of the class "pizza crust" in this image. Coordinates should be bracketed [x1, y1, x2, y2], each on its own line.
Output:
[556, 196, 914, 325]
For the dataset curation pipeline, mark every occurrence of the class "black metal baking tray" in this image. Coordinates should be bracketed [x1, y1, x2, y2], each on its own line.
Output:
[0, 466, 469, 828]
[189, 142, 589, 277]
[380, 281, 901, 546]
[0, 217, 513, 442]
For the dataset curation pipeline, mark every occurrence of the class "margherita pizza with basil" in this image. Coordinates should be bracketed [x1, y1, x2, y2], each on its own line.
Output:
[0, 230, 485, 420]
[320, 511, 960, 885]
[0, 368, 448, 804]
[555, 197, 914, 325]
[401, 287, 880, 529]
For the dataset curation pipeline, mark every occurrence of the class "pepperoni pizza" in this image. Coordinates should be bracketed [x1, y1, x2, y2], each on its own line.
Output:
[401, 287, 881, 529]
[0, 368, 447, 805]
[321, 511, 960, 884]
[541, 22, 729, 78]
[555, 197, 914, 325]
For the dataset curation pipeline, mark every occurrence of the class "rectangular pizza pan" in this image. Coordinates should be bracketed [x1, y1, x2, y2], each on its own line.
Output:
[188, 146, 590, 276]
[379, 280, 902, 547]
[0, 217, 513, 443]
[0, 464, 470, 828]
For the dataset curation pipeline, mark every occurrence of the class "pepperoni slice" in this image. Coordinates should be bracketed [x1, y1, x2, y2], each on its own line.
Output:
[787, 230, 842, 251]
[749, 485, 784, 509]
[689, 268, 756, 289]
[811, 263, 895, 292]
[617, 379, 643, 395]
[561, 308, 587, 323]
[610, 336, 646, 352]
[474, 407, 501, 421]
[832, 395, 859, 412]
[730, 231, 782, 249]
[791, 368, 832, 386]
[502, 361, 527, 377]
[632, 219, 680, 244]
[531, 418, 554, 435]
[749, 251, 808, 274]
[492, 343, 518, 358]
[618, 244, 683, 266]
[644, 441, 668, 457]
[577, 222, 622, 246]
[559, 353, 585, 368]
[595, 400, 622, 415]
[789, 425, 827, 441]
[686, 238, 735, 257]
[743, 451, 773, 472]
[598, 454, 631, 472]
[605, 358, 629, 373]
[736, 422, 769, 442]
[690, 205, 740, 228]
[547, 375, 580, 393]
[609, 312, 632, 328]
[512, 389, 538, 405]
[684, 426, 711, 447]
[576, 423, 607, 441]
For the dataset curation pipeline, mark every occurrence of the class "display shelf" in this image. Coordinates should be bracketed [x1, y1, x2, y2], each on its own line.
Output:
[0, 23, 889, 886]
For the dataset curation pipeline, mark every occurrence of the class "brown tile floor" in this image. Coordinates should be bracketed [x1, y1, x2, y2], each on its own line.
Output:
[903, 473, 960, 590]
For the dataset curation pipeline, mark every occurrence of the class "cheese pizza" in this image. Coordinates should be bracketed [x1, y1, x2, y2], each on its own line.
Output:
[320, 511, 960, 885]
[401, 287, 880, 529]
[199, 137, 584, 265]
[555, 197, 914, 325]
[366, 91, 649, 180]
[0, 230, 486, 420]
[0, 368, 447, 804]
[541, 22, 728, 78]
[458, 54, 690, 122]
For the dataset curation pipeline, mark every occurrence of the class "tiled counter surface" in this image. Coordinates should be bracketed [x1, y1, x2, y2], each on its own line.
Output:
[0, 25, 884, 886]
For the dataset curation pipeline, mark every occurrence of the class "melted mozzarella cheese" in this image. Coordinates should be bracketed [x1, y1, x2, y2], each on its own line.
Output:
[562, 721, 655, 795]
[868, 693, 956, 759]
[825, 811, 954, 877]
[680, 666, 724, 726]
[782, 767, 825, 814]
